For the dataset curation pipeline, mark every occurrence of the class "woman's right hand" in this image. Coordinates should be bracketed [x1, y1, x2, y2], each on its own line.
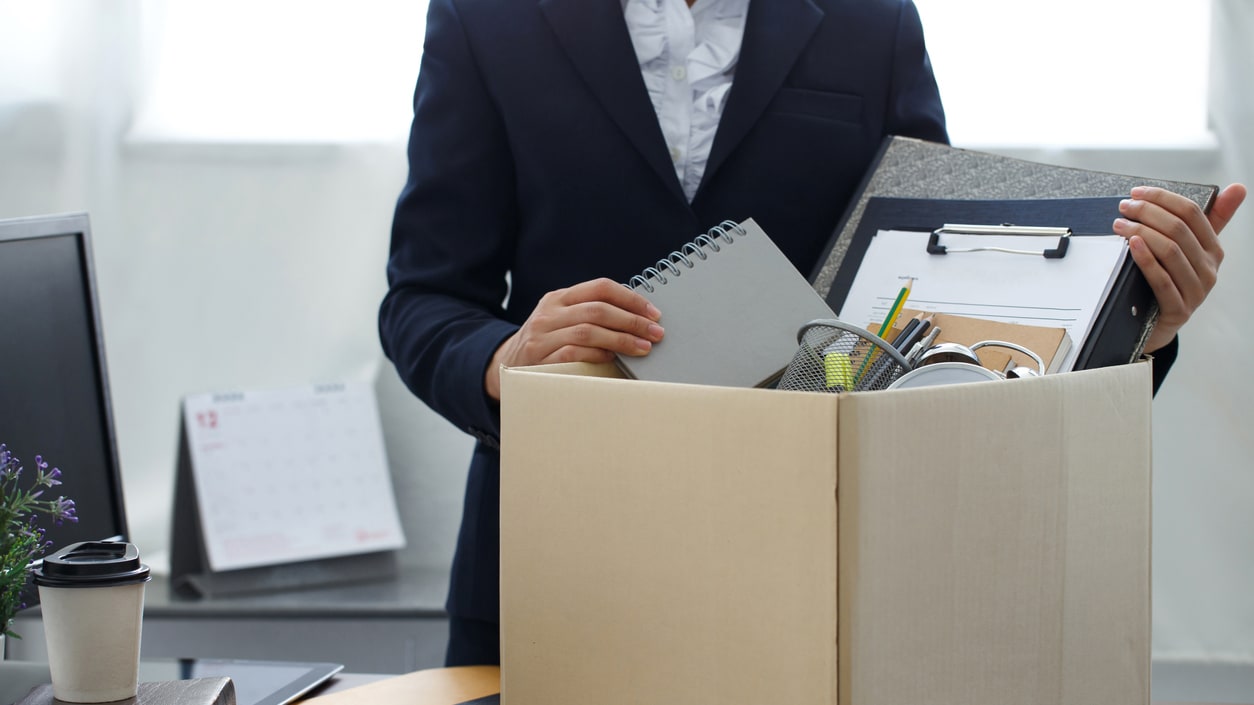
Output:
[484, 278, 665, 400]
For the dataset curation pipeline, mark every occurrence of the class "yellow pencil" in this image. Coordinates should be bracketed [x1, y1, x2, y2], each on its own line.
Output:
[855, 279, 913, 386]
[876, 279, 913, 339]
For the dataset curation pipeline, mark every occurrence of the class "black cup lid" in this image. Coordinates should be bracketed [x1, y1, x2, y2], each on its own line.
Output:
[33, 541, 151, 588]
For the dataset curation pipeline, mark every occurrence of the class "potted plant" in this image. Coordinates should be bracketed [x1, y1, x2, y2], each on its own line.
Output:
[1, 443, 78, 647]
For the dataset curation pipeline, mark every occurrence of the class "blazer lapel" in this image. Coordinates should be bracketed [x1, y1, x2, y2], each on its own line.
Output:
[701, 0, 824, 194]
[539, 0, 687, 203]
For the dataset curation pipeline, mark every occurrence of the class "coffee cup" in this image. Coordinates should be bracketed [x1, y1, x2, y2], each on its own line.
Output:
[32, 541, 151, 703]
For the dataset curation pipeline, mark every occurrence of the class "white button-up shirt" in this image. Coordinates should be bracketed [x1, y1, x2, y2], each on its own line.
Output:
[623, 0, 751, 202]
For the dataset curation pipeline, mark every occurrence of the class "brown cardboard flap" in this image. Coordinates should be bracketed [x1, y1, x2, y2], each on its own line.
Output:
[501, 368, 841, 705]
[838, 363, 1152, 705]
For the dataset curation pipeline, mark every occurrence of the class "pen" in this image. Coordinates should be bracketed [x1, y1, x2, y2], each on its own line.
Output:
[906, 326, 942, 367]
[858, 314, 927, 391]
[893, 315, 932, 354]
[890, 317, 921, 351]
[890, 313, 929, 353]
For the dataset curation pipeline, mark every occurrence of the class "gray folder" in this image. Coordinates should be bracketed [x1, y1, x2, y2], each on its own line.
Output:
[812, 136, 1218, 300]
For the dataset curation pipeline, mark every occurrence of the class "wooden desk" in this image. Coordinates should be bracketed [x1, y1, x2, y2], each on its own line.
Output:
[301, 666, 499, 705]
[5, 663, 1246, 705]
[298, 666, 1249, 705]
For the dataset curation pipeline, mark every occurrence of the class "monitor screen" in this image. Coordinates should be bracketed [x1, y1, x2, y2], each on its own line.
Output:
[0, 213, 129, 600]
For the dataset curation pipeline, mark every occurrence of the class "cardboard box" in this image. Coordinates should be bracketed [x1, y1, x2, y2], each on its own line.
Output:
[499, 362, 1151, 705]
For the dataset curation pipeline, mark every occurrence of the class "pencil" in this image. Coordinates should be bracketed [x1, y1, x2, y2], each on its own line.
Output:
[876, 280, 913, 339]
[856, 279, 914, 386]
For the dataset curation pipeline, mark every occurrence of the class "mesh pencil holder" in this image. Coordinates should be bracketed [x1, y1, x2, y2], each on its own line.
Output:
[777, 319, 912, 393]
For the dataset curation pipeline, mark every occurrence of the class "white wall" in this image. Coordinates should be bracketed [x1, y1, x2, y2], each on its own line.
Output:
[1150, 0, 1254, 661]
[976, 1, 1254, 662]
[924, 0, 1254, 663]
[0, 0, 1249, 664]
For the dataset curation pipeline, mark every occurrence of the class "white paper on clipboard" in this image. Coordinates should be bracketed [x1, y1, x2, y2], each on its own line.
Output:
[838, 230, 1130, 372]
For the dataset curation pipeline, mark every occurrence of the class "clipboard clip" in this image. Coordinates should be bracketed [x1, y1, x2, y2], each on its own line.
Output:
[927, 224, 1071, 259]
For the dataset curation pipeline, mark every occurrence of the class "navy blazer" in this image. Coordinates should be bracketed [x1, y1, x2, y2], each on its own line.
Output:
[380, 0, 948, 623]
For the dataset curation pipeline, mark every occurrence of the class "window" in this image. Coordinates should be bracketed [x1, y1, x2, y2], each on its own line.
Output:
[128, 1, 1213, 149]
[130, 1, 427, 144]
[914, 0, 1213, 148]
[0, 3, 64, 106]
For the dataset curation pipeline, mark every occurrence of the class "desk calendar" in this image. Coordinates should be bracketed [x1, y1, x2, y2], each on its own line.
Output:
[170, 382, 405, 595]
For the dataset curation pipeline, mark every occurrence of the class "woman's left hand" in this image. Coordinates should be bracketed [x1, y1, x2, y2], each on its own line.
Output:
[1115, 182, 1246, 353]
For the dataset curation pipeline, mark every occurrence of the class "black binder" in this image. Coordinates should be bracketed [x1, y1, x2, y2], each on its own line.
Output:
[812, 136, 1219, 370]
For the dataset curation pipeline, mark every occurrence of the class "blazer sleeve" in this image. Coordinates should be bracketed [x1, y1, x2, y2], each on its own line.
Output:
[378, 0, 518, 446]
[1150, 335, 1177, 396]
[887, 0, 949, 144]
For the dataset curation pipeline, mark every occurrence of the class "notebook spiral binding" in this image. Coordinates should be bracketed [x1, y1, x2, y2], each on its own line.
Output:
[624, 219, 745, 293]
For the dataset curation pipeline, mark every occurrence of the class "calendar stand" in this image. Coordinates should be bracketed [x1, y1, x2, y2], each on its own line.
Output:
[169, 384, 406, 598]
[170, 420, 399, 597]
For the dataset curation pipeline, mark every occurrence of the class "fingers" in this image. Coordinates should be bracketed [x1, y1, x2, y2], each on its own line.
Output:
[524, 279, 663, 360]
[498, 277, 666, 367]
[485, 278, 667, 400]
[1115, 185, 1241, 352]
[545, 278, 662, 333]
[1119, 186, 1217, 258]
[1118, 188, 1222, 288]
[1124, 233, 1185, 352]
[1209, 183, 1247, 236]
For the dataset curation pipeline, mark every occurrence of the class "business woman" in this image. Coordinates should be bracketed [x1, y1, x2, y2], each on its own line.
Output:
[379, 0, 1244, 666]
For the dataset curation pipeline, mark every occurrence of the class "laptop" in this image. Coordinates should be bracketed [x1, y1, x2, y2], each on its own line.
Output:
[0, 658, 344, 705]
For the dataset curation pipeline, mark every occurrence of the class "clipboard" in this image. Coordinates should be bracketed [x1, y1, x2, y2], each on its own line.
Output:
[826, 196, 1155, 371]
[812, 136, 1220, 371]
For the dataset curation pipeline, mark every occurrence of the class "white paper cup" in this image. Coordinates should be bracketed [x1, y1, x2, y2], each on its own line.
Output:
[33, 541, 150, 703]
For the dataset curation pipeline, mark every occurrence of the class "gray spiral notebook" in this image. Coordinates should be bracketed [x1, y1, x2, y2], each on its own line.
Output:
[615, 218, 837, 388]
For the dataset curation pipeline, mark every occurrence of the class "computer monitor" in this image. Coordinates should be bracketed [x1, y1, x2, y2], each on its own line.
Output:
[0, 213, 129, 587]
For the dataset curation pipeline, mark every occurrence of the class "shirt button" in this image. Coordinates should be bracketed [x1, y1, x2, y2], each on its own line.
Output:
[670, 146, 681, 162]
[671, 65, 686, 81]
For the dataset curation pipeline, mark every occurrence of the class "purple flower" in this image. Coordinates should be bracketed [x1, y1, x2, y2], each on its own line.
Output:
[2, 443, 79, 639]
[25, 516, 48, 542]
[34, 461, 61, 488]
[54, 497, 79, 525]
